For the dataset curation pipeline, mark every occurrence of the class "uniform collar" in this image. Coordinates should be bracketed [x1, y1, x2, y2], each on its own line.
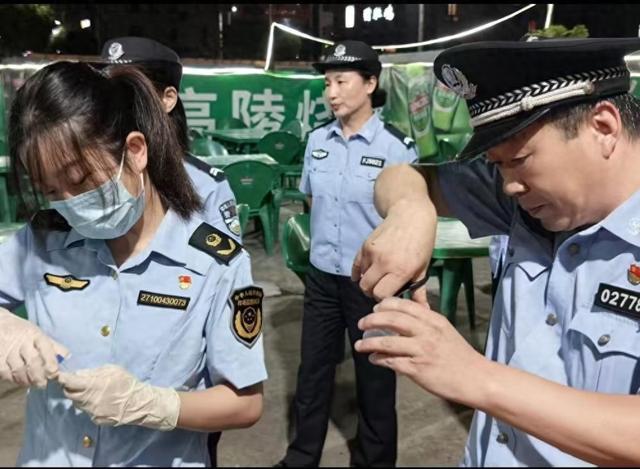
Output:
[597, 187, 640, 248]
[62, 209, 209, 275]
[327, 112, 382, 144]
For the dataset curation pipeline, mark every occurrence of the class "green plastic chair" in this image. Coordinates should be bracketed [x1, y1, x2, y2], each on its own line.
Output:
[257, 131, 305, 211]
[223, 160, 280, 255]
[426, 216, 480, 329]
[191, 137, 229, 157]
[281, 213, 311, 283]
[236, 202, 250, 237]
[281, 120, 304, 140]
[427, 258, 476, 329]
[257, 131, 301, 166]
[216, 117, 247, 130]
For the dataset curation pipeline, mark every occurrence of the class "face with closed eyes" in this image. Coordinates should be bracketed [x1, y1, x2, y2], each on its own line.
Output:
[487, 102, 624, 232]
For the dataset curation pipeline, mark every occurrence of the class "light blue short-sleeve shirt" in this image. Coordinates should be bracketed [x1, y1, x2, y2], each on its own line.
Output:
[0, 209, 267, 467]
[436, 158, 640, 466]
[300, 113, 418, 276]
[184, 156, 242, 243]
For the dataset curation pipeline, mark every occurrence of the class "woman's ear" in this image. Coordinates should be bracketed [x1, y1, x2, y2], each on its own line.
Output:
[124, 131, 148, 173]
[366, 75, 378, 96]
[161, 86, 178, 113]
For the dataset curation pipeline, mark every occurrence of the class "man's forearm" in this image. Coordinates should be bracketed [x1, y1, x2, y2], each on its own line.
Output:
[373, 164, 430, 218]
[472, 360, 640, 466]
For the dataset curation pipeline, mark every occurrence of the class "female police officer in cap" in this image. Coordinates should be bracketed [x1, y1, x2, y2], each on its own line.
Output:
[276, 40, 418, 467]
[0, 60, 266, 466]
[98, 36, 242, 242]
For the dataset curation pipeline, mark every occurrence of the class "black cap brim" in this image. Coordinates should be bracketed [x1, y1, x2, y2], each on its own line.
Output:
[457, 89, 628, 160]
[457, 108, 550, 160]
[312, 60, 381, 76]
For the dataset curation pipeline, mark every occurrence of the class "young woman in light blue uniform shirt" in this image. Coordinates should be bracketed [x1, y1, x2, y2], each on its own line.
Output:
[0, 61, 266, 467]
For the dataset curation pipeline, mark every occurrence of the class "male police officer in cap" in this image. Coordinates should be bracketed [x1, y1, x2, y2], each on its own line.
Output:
[275, 40, 417, 467]
[98, 37, 242, 244]
[97, 36, 242, 467]
[352, 37, 640, 466]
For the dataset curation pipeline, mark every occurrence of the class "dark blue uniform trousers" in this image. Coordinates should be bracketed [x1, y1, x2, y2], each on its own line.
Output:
[282, 265, 397, 467]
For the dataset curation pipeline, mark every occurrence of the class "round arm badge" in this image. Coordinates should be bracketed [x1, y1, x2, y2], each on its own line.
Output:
[229, 286, 264, 348]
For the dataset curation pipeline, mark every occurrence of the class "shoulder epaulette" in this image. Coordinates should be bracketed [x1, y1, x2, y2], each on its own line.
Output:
[384, 123, 415, 148]
[185, 153, 226, 182]
[188, 222, 243, 265]
[310, 118, 336, 133]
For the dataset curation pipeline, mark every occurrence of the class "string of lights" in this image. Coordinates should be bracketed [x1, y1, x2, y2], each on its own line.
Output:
[264, 3, 542, 70]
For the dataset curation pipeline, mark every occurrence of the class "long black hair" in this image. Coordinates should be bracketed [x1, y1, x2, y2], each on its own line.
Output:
[9, 61, 201, 229]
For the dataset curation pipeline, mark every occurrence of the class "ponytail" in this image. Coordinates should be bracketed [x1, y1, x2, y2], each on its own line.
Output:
[9, 61, 201, 229]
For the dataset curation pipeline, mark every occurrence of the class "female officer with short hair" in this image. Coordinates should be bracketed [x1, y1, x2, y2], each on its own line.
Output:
[0, 61, 266, 467]
[276, 40, 418, 467]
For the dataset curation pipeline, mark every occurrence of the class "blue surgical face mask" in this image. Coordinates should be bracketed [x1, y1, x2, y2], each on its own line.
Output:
[50, 151, 145, 240]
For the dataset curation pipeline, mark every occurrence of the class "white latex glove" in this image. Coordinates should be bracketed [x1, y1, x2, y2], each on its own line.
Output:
[57, 364, 181, 431]
[0, 310, 69, 388]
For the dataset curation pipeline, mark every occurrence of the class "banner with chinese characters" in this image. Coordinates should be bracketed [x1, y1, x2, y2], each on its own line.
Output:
[180, 73, 331, 136]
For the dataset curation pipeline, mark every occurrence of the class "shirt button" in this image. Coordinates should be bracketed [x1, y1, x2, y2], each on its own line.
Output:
[496, 432, 509, 444]
[111, 270, 118, 280]
[100, 325, 111, 337]
[598, 334, 611, 346]
[568, 243, 580, 255]
[545, 313, 558, 326]
[82, 435, 93, 448]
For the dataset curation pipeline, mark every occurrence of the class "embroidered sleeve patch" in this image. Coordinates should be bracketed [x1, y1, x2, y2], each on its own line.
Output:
[44, 273, 90, 292]
[219, 199, 241, 236]
[229, 286, 263, 348]
[137, 290, 190, 311]
[594, 283, 640, 319]
[360, 156, 385, 168]
[189, 223, 242, 265]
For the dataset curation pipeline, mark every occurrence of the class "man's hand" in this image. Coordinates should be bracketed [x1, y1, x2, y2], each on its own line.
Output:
[354, 297, 488, 405]
[58, 364, 181, 431]
[352, 197, 437, 303]
[0, 310, 69, 388]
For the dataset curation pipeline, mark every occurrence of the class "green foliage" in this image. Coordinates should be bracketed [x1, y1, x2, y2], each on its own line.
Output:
[528, 24, 590, 39]
[0, 4, 55, 55]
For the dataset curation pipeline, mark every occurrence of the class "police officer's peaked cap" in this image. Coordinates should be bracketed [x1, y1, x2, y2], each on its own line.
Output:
[313, 40, 381, 77]
[96, 36, 182, 88]
[434, 38, 640, 160]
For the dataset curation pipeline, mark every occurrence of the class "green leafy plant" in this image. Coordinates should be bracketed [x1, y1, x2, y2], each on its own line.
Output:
[527, 24, 590, 39]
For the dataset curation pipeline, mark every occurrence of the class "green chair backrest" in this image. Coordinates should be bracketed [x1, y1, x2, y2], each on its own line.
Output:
[191, 137, 229, 157]
[236, 202, 250, 235]
[223, 160, 277, 210]
[281, 120, 304, 139]
[188, 128, 205, 140]
[257, 131, 302, 165]
[216, 117, 247, 130]
[281, 213, 310, 277]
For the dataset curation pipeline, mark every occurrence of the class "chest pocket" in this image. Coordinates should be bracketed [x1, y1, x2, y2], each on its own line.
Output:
[566, 309, 640, 393]
[349, 164, 382, 203]
[309, 158, 332, 196]
[498, 224, 551, 339]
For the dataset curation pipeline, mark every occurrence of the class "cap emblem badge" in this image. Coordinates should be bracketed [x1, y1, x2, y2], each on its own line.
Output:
[108, 42, 124, 61]
[334, 44, 346, 57]
[441, 64, 477, 100]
